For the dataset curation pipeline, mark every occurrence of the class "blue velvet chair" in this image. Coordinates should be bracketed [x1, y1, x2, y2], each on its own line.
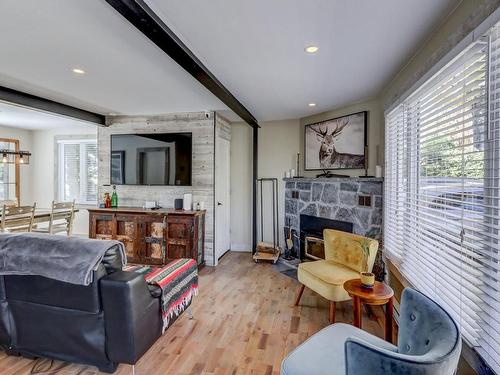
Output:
[281, 288, 461, 375]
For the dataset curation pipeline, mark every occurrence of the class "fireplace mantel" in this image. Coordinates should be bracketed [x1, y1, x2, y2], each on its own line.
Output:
[283, 177, 383, 183]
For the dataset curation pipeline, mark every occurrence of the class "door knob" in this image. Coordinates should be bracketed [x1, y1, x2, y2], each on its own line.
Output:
[217, 202, 223, 206]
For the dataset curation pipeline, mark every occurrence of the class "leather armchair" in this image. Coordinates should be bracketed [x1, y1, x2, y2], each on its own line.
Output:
[295, 229, 378, 323]
[0, 248, 165, 373]
[282, 288, 462, 375]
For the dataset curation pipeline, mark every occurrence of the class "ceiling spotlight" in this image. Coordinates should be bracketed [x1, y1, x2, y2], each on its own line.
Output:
[305, 46, 319, 54]
[308, 103, 316, 107]
[72, 68, 85, 74]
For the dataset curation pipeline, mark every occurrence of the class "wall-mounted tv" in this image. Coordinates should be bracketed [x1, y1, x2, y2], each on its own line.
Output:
[110, 133, 192, 186]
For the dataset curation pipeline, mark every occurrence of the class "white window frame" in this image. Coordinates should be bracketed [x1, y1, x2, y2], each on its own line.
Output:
[56, 137, 98, 205]
[384, 13, 500, 374]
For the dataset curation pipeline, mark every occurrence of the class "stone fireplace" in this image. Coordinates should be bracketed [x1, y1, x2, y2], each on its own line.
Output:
[283, 177, 385, 279]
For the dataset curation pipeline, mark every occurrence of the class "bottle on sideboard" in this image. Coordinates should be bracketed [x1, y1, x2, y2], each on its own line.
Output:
[104, 193, 111, 208]
[111, 185, 118, 208]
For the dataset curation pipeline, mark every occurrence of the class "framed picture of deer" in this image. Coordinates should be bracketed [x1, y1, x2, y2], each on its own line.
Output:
[304, 111, 367, 170]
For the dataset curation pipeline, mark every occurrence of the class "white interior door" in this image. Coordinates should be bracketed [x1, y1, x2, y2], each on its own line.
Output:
[215, 136, 231, 263]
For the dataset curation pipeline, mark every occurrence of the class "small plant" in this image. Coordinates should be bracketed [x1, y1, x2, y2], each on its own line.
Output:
[359, 239, 371, 270]
[359, 239, 375, 287]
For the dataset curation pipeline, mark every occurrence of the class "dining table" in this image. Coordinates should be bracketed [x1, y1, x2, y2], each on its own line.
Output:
[0, 208, 79, 230]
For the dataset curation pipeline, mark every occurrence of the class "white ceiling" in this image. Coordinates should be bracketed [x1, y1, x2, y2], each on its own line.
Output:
[0, 0, 228, 118]
[0, 0, 460, 124]
[0, 101, 97, 131]
[146, 0, 461, 121]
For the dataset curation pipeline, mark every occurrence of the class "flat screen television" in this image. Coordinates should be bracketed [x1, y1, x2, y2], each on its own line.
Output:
[110, 133, 192, 186]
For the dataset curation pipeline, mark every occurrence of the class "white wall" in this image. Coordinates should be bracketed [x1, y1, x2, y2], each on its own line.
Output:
[0, 125, 33, 205]
[230, 101, 385, 253]
[299, 98, 384, 177]
[230, 119, 300, 252]
[31, 124, 97, 235]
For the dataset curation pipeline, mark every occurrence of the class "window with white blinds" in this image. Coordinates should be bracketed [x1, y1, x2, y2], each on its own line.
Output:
[57, 139, 98, 205]
[385, 23, 500, 373]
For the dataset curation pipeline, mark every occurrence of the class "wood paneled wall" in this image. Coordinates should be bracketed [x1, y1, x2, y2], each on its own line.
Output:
[98, 112, 216, 265]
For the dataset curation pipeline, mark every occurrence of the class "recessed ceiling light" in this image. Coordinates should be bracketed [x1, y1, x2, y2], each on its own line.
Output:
[305, 45, 319, 54]
[308, 103, 316, 107]
[72, 68, 85, 75]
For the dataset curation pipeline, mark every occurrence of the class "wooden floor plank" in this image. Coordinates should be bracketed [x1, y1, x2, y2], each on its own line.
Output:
[0, 252, 386, 374]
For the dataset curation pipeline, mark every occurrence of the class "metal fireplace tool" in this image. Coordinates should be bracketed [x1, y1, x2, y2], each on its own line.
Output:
[253, 178, 281, 263]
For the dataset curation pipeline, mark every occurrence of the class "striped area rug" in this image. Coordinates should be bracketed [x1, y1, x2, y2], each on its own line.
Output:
[124, 258, 198, 332]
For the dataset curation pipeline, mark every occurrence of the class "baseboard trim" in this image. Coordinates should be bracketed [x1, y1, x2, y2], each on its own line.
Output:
[230, 243, 252, 252]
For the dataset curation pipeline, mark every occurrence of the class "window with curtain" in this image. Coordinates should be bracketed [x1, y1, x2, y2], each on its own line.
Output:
[57, 139, 98, 205]
[385, 23, 500, 373]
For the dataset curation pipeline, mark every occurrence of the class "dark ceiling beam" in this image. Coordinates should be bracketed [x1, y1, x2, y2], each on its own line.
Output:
[0, 85, 105, 125]
[104, 0, 259, 128]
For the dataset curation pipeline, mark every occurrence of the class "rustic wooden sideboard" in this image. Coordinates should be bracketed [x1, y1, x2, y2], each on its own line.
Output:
[88, 207, 205, 267]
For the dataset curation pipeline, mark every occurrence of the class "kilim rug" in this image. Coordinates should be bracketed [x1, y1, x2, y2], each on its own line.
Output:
[124, 258, 198, 332]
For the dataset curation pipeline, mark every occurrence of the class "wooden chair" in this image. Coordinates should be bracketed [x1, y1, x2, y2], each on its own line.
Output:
[33, 200, 75, 235]
[0, 203, 36, 233]
[0, 200, 18, 208]
[294, 229, 379, 323]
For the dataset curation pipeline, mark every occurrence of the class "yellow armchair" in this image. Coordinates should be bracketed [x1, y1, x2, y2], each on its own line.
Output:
[295, 229, 379, 323]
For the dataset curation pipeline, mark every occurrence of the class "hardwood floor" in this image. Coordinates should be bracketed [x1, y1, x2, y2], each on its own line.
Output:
[0, 252, 386, 375]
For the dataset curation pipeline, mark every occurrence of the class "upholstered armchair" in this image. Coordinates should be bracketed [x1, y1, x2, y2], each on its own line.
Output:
[282, 288, 462, 375]
[295, 229, 378, 322]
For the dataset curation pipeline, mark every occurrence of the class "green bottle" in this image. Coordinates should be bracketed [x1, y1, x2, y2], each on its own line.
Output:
[111, 185, 118, 208]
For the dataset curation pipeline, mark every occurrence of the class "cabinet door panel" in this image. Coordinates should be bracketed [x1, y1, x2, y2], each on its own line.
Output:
[167, 216, 193, 260]
[92, 214, 113, 240]
[116, 215, 141, 263]
[142, 216, 166, 265]
[168, 244, 188, 260]
[167, 217, 192, 240]
[196, 216, 205, 265]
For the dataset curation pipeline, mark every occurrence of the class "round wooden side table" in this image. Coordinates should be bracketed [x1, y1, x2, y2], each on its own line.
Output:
[343, 279, 394, 343]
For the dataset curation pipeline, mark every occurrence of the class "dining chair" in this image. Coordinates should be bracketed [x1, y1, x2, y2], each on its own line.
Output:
[0, 200, 18, 208]
[0, 203, 36, 233]
[32, 200, 75, 235]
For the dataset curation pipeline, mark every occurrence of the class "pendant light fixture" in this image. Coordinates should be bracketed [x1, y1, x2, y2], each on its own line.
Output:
[0, 149, 31, 164]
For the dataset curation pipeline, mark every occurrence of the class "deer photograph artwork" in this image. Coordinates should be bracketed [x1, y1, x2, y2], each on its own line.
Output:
[305, 111, 367, 170]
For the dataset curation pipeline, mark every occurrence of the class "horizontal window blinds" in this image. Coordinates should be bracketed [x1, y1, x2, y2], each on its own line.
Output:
[59, 140, 97, 205]
[385, 23, 500, 374]
[62, 143, 81, 203]
[83, 142, 98, 204]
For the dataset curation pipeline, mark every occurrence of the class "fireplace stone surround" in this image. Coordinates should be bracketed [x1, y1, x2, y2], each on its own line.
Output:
[283, 177, 384, 279]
